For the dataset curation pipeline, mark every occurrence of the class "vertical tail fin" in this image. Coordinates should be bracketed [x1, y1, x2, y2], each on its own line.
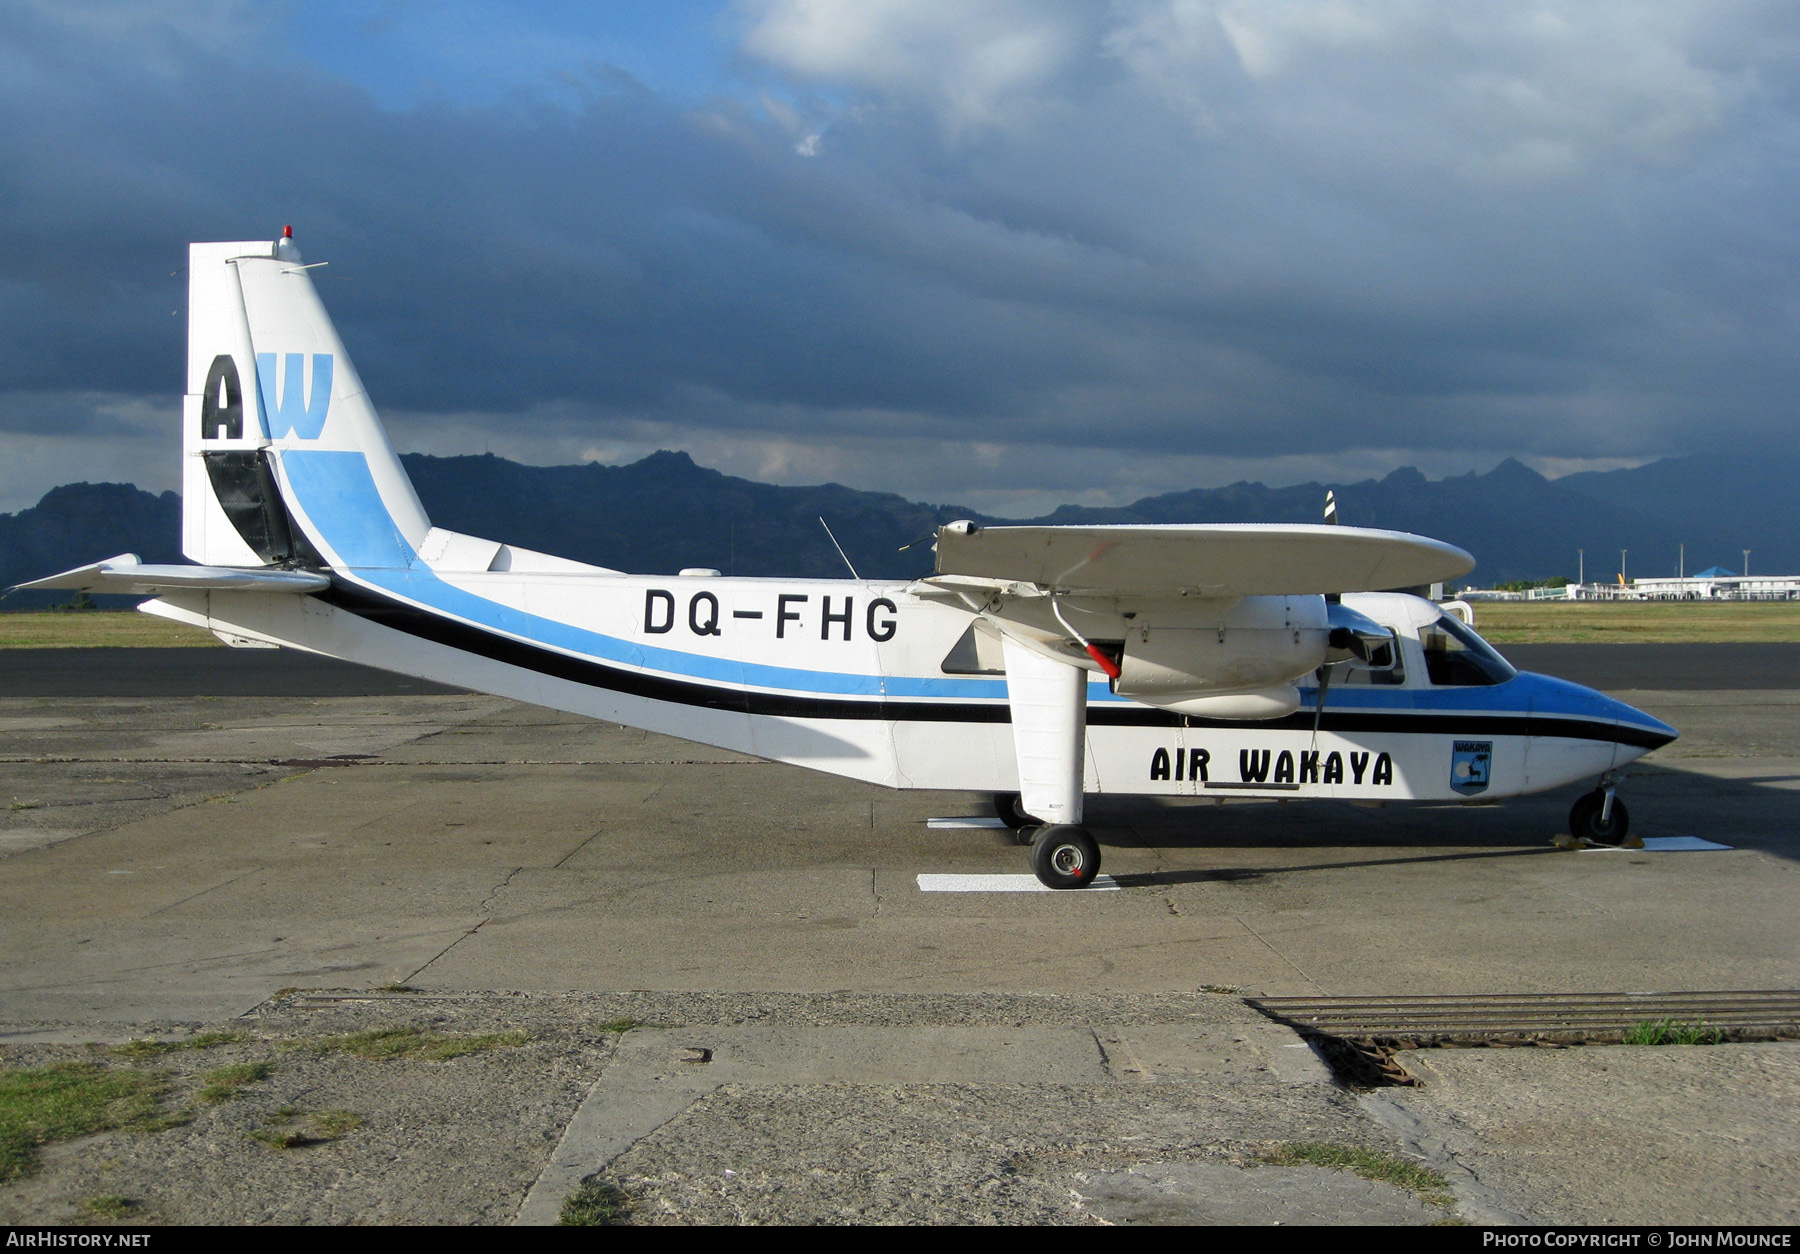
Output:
[183, 231, 429, 568]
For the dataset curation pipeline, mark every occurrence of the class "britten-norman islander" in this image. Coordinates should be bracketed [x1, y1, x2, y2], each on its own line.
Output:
[18, 231, 1678, 888]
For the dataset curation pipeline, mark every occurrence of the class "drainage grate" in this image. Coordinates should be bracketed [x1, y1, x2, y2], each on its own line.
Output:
[1249, 990, 1800, 1044]
[1247, 990, 1800, 1089]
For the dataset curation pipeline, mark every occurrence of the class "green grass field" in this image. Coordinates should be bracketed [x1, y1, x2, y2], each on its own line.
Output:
[1468, 600, 1800, 644]
[0, 611, 221, 648]
[3, 601, 1799, 648]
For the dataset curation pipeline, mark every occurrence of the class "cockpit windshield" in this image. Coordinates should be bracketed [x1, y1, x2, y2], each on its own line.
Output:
[1419, 614, 1517, 686]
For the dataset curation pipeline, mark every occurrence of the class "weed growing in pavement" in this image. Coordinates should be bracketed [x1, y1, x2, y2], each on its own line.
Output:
[249, 1107, 363, 1149]
[110, 1032, 245, 1059]
[1622, 1018, 1724, 1046]
[597, 1018, 648, 1034]
[307, 1027, 531, 1061]
[1258, 1142, 1454, 1208]
[79, 1195, 137, 1220]
[309, 1110, 363, 1137]
[559, 1180, 632, 1226]
[0, 1063, 186, 1182]
[248, 1127, 309, 1149]
[197, 1062, 270, 1104]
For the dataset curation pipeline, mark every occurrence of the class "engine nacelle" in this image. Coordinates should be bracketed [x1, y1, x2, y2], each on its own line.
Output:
[1113, 595, 1329, 720]
[1148, 687, 1304, 719]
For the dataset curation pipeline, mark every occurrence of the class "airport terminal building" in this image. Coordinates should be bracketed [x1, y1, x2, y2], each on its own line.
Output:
[1464, 573, 1800, 601]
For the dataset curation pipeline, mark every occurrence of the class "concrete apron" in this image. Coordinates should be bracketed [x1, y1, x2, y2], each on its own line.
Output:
[515, 1020, 1445, 1227]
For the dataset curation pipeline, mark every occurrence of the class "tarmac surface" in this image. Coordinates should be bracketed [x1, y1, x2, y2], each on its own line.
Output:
[0, 645, 1796, 1225]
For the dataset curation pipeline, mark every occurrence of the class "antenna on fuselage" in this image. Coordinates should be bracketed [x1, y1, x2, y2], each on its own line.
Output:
[819, 517, 861, 580]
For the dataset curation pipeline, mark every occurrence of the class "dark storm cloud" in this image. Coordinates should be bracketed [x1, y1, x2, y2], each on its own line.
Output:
[0, 5, 1105, 424]
[5, 0, 1800, 505]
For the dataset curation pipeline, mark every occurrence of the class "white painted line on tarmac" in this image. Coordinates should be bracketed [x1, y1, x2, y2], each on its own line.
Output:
[916, 873, 1121, 892]
[1582, 836, 1734, 852]
[926, 816, 1009, 829]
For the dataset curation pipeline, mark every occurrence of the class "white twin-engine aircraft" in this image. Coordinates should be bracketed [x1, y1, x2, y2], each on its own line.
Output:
[23, 233, 1678, 887]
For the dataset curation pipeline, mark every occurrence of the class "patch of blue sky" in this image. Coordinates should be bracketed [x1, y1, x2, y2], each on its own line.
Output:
[278, 0, 741, 111]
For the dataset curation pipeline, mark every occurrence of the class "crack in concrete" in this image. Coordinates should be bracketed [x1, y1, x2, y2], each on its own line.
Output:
[397, 863, 522, 983]
[1359, 1091, 1536, 1225]
[477, 866, 524, 916]
[553, 830, 605, 870]
[142, 866, 264, 918]
[400, 921, 488, 985]
[1232, 916, 1326, 994]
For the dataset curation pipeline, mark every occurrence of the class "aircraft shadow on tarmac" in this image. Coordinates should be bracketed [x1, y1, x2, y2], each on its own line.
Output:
[1102, 846, 1556, 890]
[1037, 761, 1800, 874]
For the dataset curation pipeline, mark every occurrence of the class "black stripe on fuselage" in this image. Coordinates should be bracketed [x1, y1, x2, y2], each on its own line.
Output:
[313, 581, 1675, 750]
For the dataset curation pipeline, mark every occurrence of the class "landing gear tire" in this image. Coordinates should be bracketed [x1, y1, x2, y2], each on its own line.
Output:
[1030, 824, 1102, 889]
[992, 791, 1034, 829]
[1570, 791, 1630, 846]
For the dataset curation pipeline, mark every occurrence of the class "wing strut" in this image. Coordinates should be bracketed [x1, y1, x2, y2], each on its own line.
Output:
[1001, 634, 1087, 825]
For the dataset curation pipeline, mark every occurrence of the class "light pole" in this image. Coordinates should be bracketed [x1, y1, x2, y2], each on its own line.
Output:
[1620, 549, 1627, 584]
[1744, 549, 1751, 580]
[1578, 548, 1584, 587]
[1679, 543, 1684, 579]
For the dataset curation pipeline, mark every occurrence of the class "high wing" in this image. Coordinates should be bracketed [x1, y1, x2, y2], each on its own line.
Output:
[927, 520, 1476, 830]
[11, 554, 331, 596]
[932, 522, 1474, 596]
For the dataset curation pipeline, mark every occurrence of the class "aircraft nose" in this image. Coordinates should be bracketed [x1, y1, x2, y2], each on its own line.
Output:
[1524, 671, 1679, 752]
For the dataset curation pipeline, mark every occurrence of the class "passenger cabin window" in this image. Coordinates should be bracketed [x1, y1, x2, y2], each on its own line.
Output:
[1335, 628, 1406, 685]
[1419, 614, 1517, 686]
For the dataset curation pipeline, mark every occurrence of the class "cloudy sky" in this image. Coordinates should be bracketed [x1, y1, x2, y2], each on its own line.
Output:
[3, 1, 1798, 515]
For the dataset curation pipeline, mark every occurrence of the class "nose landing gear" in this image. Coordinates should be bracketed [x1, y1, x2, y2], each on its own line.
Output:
[1570, 776, 1631, 846]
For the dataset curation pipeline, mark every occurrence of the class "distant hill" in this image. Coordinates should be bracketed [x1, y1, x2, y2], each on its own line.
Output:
[2, 450, 1795, 599]
[401, 450, 969, 582]
[1031, 455, 1793, 584]
[1555, 454, 1800, 578]
[0, 483, 181, 608]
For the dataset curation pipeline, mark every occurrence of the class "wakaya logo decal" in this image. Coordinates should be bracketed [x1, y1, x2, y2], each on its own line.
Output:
[1451, 740, 1492, 795]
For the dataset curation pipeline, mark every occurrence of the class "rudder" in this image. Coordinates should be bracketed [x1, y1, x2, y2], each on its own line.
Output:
[183, 231, 429, 569]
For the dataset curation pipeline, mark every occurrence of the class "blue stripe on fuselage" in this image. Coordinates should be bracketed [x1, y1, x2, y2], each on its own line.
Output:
[1300, 672, 1673, 738]
[281, 450, 1006, 701]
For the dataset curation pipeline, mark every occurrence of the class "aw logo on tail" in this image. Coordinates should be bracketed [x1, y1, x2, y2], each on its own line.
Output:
[256, 353, 333, 439]
[198, 354, 334, 441]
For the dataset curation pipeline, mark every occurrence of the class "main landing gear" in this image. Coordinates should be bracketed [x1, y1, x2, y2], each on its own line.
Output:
[994, 794, 1103, 887]
[1029, 824, 1102, 890]
[1569, 778, 1631, 846]
[991, 791, 1036, 843]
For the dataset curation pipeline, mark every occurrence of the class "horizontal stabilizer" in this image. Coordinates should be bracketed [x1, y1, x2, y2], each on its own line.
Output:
[11, 554, 330, 596]
[934, 522, 1473, 597]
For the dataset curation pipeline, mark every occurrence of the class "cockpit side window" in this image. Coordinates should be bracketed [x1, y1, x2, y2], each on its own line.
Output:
[1336, 628, 1407, 685]
[1419, 614, 1517, 686]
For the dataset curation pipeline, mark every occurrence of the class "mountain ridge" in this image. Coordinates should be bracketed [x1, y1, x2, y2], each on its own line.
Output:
[2, 450, 1793, 603]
